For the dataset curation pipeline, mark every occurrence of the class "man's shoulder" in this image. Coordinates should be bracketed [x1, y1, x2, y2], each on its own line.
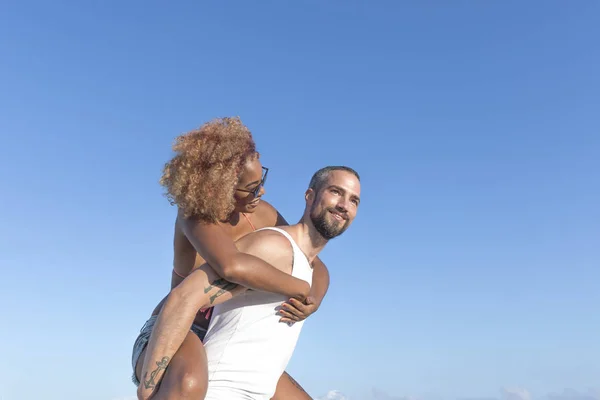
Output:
[239, 227, 291, 249]
[236, 228, 293, 264]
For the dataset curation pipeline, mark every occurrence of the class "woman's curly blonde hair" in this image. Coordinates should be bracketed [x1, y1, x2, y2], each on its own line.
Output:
[160, 117, 258, 222]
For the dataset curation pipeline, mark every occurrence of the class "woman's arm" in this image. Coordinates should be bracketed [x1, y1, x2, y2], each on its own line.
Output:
[177, 209, 310, 300]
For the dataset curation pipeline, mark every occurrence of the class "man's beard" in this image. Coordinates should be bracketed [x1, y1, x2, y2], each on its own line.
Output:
[310, 206, 349, 240]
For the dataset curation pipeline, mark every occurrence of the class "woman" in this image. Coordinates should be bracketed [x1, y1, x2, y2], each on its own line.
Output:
[133, 117, 329, 400]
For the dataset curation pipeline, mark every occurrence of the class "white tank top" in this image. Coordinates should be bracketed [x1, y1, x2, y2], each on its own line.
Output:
[203, 227, 314, 400]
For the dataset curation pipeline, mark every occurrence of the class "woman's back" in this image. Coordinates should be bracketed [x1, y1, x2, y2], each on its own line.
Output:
[171, 211, 258, 288]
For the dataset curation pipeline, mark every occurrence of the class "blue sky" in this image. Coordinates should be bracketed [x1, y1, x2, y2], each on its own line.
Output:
[1, 1, 599, 399]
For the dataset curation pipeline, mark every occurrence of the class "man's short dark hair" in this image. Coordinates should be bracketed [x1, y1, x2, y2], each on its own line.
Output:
[308, 166, 360, 193]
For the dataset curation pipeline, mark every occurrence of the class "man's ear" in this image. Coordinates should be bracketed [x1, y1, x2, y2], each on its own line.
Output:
[305, 188, 315, 203]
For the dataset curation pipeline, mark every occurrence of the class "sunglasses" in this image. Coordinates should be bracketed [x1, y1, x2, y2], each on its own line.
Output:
[236, 166, 269, 197]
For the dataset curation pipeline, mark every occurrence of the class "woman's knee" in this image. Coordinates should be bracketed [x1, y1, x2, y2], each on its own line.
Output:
[161, 332, 208, 399]
[165, 369, 206, 399]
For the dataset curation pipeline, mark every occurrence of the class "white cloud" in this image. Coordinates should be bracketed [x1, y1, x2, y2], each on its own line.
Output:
[502, 387, 532, 400]
[316, 387, 416, 400]
[317, 390, 351, 400]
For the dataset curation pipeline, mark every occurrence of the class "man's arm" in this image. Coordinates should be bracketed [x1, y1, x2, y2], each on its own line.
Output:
[138, 230, 294, 400]
[261, 201, 329, 303]
[260, 201, 330, 319]
[178, 209, 309, 300]
[309, 256, 330, 307]
[278, 256, 329, 324]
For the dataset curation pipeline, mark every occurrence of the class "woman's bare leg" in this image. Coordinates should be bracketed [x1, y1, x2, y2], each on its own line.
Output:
[135, 331, 208, 400]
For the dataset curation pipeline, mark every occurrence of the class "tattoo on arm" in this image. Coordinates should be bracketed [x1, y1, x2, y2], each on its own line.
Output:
[204, 278, 239, 304]
[143, 356, 170, 389]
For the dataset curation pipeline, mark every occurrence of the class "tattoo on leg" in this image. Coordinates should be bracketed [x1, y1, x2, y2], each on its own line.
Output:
[143, 356, 170, 390]
[203, 278, 239, 304]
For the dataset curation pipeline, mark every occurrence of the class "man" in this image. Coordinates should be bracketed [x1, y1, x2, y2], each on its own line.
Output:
[138, 166, 361, 400]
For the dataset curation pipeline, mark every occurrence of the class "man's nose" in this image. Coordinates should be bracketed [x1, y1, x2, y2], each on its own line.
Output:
[335, 199, 349, 212]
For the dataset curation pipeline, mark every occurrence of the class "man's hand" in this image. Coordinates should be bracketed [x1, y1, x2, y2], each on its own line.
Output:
[278, 296, 319, 324]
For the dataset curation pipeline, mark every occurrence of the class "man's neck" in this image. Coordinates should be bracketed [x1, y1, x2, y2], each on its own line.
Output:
[283, 221, 327, 263]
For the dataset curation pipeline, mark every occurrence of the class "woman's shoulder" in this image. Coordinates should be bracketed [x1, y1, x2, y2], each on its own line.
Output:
[251, 200, 288, 228]
[175, 208, 232, 243]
